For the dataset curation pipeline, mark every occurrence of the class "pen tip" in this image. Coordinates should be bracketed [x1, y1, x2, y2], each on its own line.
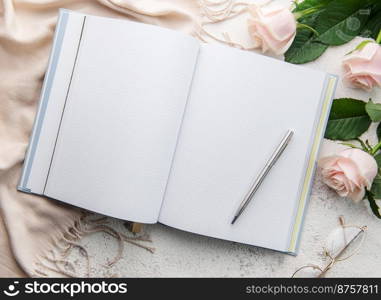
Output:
[231, 216, 238, 225]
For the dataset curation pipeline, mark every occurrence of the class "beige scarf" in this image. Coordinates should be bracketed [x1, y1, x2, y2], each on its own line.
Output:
[0, 0, 203, 277]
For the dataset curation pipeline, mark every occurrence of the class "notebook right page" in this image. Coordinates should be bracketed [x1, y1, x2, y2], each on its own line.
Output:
[158, 43, 335, 253]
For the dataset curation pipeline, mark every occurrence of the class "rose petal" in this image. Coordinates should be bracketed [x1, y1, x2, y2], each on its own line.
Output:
[340, 149, 378, 187]
[336, 158, 363, 188]
[348, 185, 365, 202]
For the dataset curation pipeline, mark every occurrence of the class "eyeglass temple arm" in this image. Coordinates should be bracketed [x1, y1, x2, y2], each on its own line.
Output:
[334, 226, 366, 261]
[318, 226, 366, 277]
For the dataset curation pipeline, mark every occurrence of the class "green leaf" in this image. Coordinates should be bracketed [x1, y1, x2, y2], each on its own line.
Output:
[285, 8, 329, 64]
[374, 153, 381, 167]
[325, 98, 371, 140]
[315, 0, 372, 45]
[293, 0, 333, 20]
[284, 28, 328, 64]
[361, 9, 381, 40]
[365, 100, 381, 122]
[287, 0, 377, 63]
[293, 0, 333, 12]
[328, 98, 367, 118]
[371, 174, 381, 199]
[377, 123, 381, 141]
[366, 191, 381, 219]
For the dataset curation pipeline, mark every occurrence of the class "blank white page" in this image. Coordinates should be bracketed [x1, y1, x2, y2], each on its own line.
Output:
[159, 44, 329, 252]
[44, 14, 199, 223]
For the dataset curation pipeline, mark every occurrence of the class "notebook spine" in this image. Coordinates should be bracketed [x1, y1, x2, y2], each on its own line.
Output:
[17, 10, 70, 193]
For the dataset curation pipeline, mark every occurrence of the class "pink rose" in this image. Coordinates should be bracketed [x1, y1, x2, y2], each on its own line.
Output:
[342, 42, 381, 91]
[247, 3, 296, 55]
[318, 149, 378, 202]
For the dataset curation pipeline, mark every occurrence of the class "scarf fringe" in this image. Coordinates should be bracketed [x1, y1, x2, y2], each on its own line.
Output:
[32, 213, 155, 277]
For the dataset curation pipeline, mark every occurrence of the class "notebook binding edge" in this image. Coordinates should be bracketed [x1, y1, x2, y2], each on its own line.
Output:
[17, 10, 70, 193]
[287, 74, 338, 254]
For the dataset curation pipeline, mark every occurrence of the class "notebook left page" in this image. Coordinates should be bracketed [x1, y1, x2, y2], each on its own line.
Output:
[18, 10, 200, 223]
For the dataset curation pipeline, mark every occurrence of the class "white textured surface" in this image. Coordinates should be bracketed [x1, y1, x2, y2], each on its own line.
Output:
[66, 2, 381, 277]
[70, 174, 381, 277]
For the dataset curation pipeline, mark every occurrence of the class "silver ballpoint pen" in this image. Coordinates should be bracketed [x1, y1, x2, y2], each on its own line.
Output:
[231, 129, 294, 225]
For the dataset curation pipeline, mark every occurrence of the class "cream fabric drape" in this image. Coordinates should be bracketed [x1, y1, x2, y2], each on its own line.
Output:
[0, 0, 201, 277]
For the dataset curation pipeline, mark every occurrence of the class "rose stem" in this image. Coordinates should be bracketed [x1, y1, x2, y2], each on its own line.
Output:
[371, 140, 381, 155]
[376, 29, 381, 45]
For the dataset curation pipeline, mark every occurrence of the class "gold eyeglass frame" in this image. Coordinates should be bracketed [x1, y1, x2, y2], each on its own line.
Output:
[292, 216, 367, 278]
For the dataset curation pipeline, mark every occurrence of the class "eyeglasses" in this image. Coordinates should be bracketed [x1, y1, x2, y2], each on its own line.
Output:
[292, 216, 367, 278]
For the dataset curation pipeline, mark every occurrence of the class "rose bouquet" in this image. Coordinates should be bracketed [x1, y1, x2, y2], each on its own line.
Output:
[319, 31, 381, 217]
[318, 31, 380, 217]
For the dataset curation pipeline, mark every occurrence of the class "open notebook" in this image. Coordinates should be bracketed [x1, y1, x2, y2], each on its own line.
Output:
[18, 10, 337, 254]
